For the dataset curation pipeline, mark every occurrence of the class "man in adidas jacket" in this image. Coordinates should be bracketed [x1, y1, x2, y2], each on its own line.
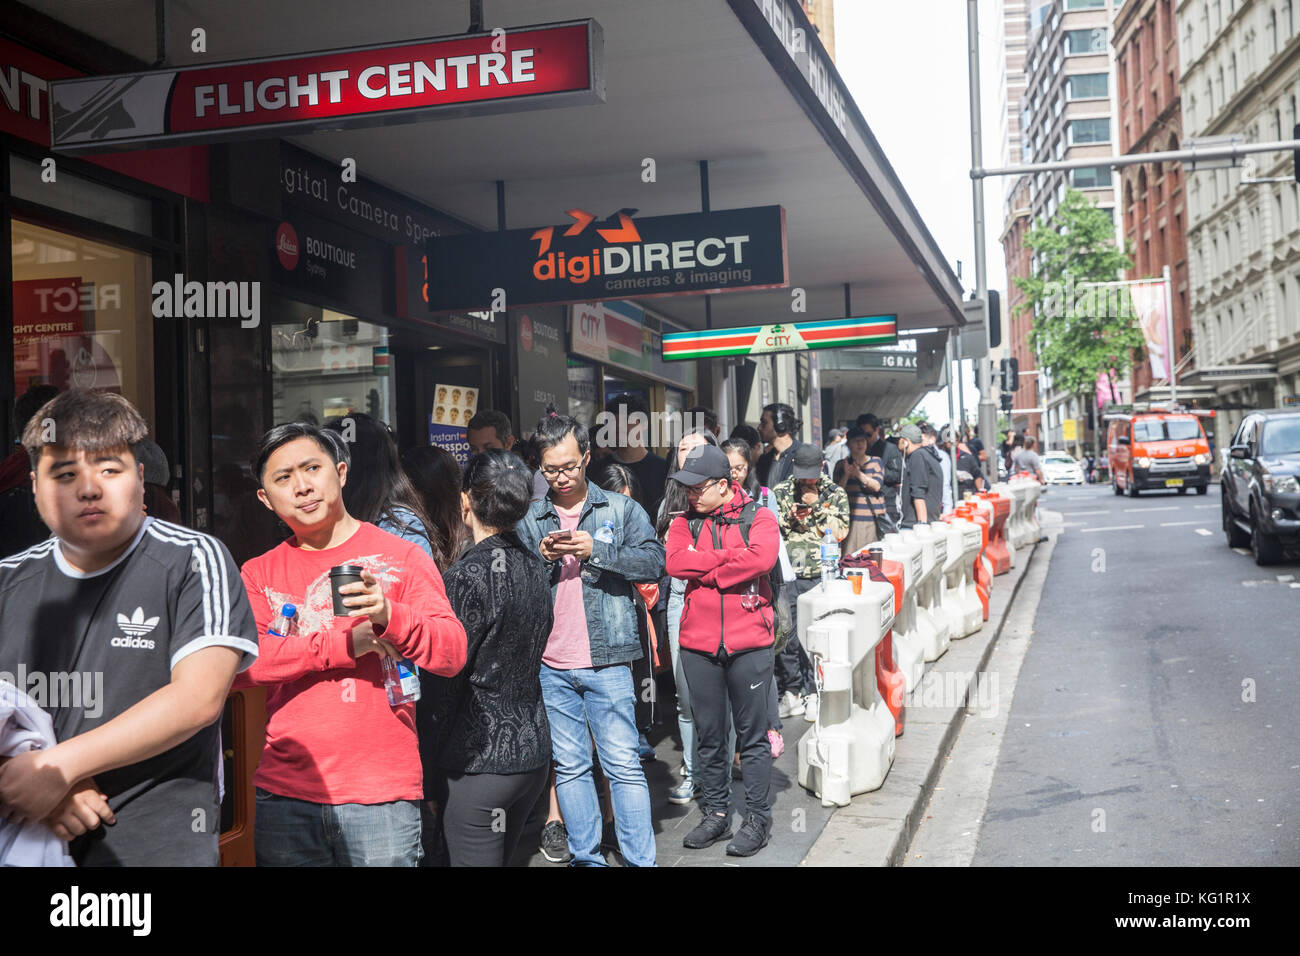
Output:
[664, 444, 779, 858]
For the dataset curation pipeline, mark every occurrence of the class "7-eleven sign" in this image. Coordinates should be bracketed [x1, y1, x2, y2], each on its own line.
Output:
[661, 315, 896, 361]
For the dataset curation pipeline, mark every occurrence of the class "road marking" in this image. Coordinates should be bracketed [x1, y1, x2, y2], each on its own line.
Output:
[1277, 575, 1295, 582]
[1160, 520, 1197, 526]
[1081, 523, 1145, 533]
[1124, 505, 1178, 512]
[1291, 583, 1300, 589]
[1060, 510, 1109, 516]
[1193, 504, 1217, 509]
[1194, 528, 1213, 536]
[1231, 547, 1251, 556]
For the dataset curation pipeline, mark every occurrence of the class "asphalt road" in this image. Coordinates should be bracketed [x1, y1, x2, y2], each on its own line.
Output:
[967, 481, 1300, 865]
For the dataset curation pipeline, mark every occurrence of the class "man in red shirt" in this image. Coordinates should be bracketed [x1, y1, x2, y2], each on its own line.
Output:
[237, 422, 466, 866]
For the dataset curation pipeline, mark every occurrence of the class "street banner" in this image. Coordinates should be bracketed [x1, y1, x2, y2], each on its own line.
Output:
[661, 315, 896, 361]
[1129, 279, 1170, 381]
[426, 205, 788, 312]
[49, 20, 603, 152]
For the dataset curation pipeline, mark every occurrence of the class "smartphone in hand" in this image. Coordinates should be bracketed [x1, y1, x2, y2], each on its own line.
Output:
[550, 529, 574, 542]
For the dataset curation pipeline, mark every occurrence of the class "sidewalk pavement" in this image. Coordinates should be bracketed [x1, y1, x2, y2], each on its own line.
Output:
[801, 538, 1042, 866]
[511, 538, 1043, 868]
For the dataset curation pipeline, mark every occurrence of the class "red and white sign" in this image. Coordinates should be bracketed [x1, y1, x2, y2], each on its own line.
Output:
[50, 20, 603, 153]
[0, 36, 209, 199]
[275, 222, 300, 271]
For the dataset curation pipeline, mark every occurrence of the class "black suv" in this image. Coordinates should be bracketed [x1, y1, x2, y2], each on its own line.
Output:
[1221, 409, 1300, 564]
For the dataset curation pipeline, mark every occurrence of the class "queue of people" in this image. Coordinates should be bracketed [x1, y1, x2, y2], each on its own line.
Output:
[0, 385, 985, 868]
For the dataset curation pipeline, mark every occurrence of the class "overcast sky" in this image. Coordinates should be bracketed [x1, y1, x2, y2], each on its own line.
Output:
[834, 0, 1011, 425]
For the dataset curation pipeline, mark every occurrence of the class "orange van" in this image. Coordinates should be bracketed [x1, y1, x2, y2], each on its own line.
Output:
[1105, 410, 1213, 497]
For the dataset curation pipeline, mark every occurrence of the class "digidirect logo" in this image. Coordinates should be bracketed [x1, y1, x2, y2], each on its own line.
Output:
[276, 222, 300, 271]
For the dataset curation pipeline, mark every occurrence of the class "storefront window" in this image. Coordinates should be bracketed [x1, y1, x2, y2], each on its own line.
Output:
[567, 359, 599, 426]
[271, 309, 394, 427]
[10, 219, 154, 426]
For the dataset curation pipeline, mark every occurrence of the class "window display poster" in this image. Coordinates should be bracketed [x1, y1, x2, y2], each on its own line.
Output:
[429, 381, 479, 467]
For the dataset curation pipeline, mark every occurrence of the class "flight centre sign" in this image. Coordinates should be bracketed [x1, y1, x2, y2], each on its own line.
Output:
[424, 205, 787, 312]
[48, 20, 603, 152]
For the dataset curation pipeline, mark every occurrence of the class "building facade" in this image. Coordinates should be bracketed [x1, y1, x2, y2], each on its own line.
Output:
[1115, 0, 1196, 405]
[1176, 0, 1300, 450]
[801, 0, 837, 62]
[1002, 177, 1045, 440]
[1004, 0, 1126, 455]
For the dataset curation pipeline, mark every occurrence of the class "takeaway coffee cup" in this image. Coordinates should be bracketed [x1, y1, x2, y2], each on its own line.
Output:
[330, 564, 365, 616]
[845, 569, 865, 595]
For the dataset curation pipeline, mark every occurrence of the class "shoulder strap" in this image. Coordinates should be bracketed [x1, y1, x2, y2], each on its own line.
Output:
[688, 516, 705, 548]
[736, 500, 763, 546]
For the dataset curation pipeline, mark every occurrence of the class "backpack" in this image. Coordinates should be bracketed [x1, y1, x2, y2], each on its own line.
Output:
[687, 498, 795, 649]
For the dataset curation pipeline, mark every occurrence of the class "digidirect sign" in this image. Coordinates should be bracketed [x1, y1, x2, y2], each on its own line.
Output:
[425, 205, 787, 312]
[49, 20, 603, 152]
[661, 315, 897, 361]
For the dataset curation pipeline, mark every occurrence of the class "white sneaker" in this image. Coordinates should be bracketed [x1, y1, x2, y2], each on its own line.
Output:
[802, 692, 819, 723]
[778, 691, 805, 718]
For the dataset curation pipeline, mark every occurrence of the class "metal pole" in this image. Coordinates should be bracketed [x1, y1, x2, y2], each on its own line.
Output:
[1163, 263, 1177, 405]
[967, 0, 998, 458]
[945, 334, 960, 506]
[973, 138, 1300, 180]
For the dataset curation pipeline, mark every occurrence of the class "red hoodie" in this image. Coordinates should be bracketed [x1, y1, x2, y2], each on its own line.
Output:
[665, 484, 780, 655]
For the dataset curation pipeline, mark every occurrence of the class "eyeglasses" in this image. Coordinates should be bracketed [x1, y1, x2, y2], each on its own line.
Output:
[540, 461, 584, 479]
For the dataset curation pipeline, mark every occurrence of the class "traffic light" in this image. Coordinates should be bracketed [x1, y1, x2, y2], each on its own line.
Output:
[1000, 356, 1019, 393]
[1000, 392, 1013, 413]
[988, 289, 1001, 349]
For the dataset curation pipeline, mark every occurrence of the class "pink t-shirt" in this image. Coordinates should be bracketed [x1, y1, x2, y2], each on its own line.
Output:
[542, 502, 593, 670]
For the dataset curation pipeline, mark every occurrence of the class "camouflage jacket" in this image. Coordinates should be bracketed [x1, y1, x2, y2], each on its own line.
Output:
[774, 476, 850, 578]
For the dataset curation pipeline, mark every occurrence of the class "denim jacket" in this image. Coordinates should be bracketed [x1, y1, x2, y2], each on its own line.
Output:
[516, 483, 666, 667]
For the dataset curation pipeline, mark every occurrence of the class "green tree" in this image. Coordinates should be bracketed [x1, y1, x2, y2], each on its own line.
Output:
[1013, 189, 1145, 453]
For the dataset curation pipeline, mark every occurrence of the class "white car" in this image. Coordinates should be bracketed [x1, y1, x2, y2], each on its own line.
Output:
[1041, 451, 1086, 485]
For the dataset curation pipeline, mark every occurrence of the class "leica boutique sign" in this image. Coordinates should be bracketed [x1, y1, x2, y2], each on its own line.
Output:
[48, 20, 603, 152]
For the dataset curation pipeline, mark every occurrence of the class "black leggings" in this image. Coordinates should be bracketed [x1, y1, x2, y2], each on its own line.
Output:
[441, 766, 549, 867]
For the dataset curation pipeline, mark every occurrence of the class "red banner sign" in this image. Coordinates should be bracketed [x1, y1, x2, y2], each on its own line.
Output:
[49, 20, 603, 153]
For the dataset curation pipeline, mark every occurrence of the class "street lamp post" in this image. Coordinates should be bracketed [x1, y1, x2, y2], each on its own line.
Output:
[966, 0, 999, 459]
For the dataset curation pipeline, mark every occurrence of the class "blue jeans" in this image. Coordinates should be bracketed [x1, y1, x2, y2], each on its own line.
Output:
[539, 663, 656, 867]
[254, 789, 422, 866]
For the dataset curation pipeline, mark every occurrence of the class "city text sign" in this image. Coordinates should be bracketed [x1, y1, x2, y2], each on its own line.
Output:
[49, 20, 603, 152]
[425, 205, 788, 312]
[661, 315, 897, 361]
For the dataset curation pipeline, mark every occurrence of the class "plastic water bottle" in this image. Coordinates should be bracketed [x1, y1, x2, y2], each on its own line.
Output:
[596, 519, 616, 544]
[819, 527, 838, 586]
[268, 603, 297, 638]
[382, 656, 421, 706]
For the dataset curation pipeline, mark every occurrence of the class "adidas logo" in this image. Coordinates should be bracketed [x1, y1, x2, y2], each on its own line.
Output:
[115, 607, 160, 647]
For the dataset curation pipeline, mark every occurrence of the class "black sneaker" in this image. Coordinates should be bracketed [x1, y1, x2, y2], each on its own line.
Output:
[725, 818, 770, 857]
[682, 813, 732, 849]
[539, 820, 572, 864]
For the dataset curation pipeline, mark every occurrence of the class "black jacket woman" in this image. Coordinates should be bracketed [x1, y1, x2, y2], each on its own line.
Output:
[421, 449, 554, 866]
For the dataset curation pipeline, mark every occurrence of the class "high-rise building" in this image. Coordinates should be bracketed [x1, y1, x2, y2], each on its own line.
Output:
[998, 0, 1031, 186]
[1003, 0, 1125, 456]
[1002, 178, 1043, 439]
[1176, 0, 1300, 449]
[1114, 0, 1194, 406]
[801, 0, 837, 62]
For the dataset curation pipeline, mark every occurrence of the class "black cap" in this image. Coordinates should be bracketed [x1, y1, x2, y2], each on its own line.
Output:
[675, 444, 731, 485]
[791, 443, 824, 480]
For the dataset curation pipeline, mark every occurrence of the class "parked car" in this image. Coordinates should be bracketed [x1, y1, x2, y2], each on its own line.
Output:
[1105, 410, 1212, 496]
[1221, 409, 1300, 565]
[1040, 450, 1085, 485]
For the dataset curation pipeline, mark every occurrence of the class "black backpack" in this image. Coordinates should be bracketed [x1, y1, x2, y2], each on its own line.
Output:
[687, 498, 794, 648]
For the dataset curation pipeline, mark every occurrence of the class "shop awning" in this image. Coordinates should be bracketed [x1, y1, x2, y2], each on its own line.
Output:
[30, 0, 966, 415]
